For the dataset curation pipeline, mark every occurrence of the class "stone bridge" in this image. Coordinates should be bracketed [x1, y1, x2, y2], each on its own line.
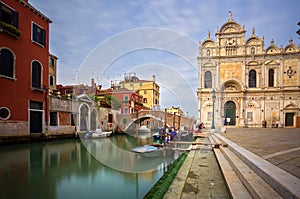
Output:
[116, 110, 195, 133]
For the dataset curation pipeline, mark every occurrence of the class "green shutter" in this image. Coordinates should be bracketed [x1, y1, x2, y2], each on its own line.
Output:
[41, 28, 46, 46]
[12, 11, 18, 28]
[32, 23, 38, 42]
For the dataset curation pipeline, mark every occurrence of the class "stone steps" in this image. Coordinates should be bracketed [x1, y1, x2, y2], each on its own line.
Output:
[211, 133, 300, 199]
[212, 144, 252, 198]
[209, 135, 252, 198]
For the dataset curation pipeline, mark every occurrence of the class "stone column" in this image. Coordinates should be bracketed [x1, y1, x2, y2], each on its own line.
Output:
[279, 95, 284, 127]
[242, 61, 246, 87]
[239, 95, 244, 127]
[216, 61, 220, 88]
[279, 58, 284, 87]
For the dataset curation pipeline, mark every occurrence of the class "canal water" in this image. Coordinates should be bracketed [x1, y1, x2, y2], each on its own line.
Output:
[0, 133, 186, 199]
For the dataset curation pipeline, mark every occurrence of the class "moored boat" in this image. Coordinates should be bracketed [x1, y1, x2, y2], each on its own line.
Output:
[131, 144, 163, 158]
[84, 129, 112, 139]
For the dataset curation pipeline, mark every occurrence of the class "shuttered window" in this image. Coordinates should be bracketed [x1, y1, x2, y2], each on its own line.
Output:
[32, 23, 46, 46]
[32, 61, 42, 89]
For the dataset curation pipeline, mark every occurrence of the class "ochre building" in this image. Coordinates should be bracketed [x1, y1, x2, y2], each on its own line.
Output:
[119, 73, 160, 110]
[197, 12, 300, 128]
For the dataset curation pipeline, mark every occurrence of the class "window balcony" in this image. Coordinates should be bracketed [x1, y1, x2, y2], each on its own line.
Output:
[0, 21, 21, 39]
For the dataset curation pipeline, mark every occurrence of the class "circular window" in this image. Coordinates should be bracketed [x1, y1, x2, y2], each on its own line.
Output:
[0, 107, 11, 120]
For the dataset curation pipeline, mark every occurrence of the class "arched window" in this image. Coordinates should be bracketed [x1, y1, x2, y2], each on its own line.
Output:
[0, 48, 14, 78]
[49, 75, 54, 86]
[268, 69, 274, 87]
[204, 71, 212, 88]
[251, 47, 255, 54]
[32, 61, 42, 89]
[248, 70, 256, 88]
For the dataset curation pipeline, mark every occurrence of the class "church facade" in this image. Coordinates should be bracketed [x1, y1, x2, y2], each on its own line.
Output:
[197, 12, 300, 128]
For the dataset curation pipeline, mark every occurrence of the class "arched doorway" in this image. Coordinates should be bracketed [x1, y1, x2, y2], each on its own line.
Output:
[224, 101, 236, 125]
[80, 104, 89, 131]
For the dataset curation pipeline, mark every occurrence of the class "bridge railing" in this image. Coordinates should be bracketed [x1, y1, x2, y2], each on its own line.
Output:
[116, 110, 195, 132]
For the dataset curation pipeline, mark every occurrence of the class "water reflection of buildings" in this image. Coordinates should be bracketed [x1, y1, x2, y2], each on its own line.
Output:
[0, 141, 85, 198]
[82, 137, 179, 173]
[0, 138, 168, 198]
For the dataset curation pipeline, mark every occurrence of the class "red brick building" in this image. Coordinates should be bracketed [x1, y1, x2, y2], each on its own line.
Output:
[0, 0, 52, 139]
[109, 87, 143, 114]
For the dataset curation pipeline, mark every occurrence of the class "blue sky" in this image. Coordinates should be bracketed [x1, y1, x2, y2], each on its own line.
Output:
[30, 0, 299, 117]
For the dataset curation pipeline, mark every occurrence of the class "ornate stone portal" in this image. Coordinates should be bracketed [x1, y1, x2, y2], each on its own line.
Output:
[197, 12, 300, 128]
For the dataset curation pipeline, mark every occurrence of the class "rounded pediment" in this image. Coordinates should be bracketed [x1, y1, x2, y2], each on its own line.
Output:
[247, 61, 259, 66]
[221, 79, 244, 92]
[246, 36, 262, 46]
[266, 45, 280, 54]
[266, 39, 280, 54]
[284, 103, 298, 110]
[201, 31, 216, 48]
[219, 21, 244, 34]
[202, 39, 216, 48]
[218, 12, 244, 34]
[203, 61, 216, 67]
[284, 39, 299, 53]
[284, 45, 298, 53]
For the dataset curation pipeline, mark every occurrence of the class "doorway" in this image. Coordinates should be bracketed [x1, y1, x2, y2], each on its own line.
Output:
[29, 101, 43, 133]
[30, 111, 43, 133]
[224, 101, 236, 125]
[285, 113, 294, 127]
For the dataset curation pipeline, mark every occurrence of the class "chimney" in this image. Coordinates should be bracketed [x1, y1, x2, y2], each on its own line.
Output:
[152, 75, 156, 82]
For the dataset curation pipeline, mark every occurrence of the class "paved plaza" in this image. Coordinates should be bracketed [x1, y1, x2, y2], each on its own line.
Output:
[222, 127, 300, 178]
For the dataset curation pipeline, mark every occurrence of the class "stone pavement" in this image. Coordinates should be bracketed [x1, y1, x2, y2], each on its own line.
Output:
[164, 136, 230, 199]
[164, 127, 300, 199]
[222, 127, 300, 178]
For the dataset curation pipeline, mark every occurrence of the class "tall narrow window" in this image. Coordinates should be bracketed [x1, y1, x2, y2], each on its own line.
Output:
[248, 70, 256, 88]
[32, 61, 42, 89]
[49, 75, 54, 86]
[0, 48, 14, 78]
[49, 57, 55, 66]
[204, 71, 212, 88]
[32, 23, 46, 46]
[268, 69, 274, 87]
[124, 95, 128, 103]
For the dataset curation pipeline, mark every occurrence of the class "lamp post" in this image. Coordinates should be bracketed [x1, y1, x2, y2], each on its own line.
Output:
[211, 89, 216, 132]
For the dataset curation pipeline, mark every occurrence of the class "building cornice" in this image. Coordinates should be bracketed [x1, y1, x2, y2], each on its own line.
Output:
[18, 0, 52, 23]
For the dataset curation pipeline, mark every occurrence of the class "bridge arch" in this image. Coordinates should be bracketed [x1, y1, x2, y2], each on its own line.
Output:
[116, 110, 195, 133]
[124, 114, 172, 132]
